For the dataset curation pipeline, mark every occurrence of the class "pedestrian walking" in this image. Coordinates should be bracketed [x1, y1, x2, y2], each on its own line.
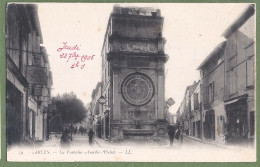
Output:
[69, 125, 74, 140]
[168, 125, 176, 146]
[175, 125, 183, 144]
[74, 127, 78, 135]
[60, 128, 72, 147]
[79, 126, 84, 135]
[88, 128, 94, 145]
[175, 126, 180, 140]
[179, 125, 183, 144]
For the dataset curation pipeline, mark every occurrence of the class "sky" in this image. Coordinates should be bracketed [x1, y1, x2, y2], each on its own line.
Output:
[37, 3, 249, 114]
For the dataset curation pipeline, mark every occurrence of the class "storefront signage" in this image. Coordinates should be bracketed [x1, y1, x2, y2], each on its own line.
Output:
[33, 87, 43, 96]
[27, 65, 48, 85]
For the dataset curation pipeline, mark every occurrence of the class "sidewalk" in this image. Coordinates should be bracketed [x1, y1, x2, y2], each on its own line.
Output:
[184, 135, 227, 149]
[43, 133, 62, 147]
[94, 137, 112, 147]
[183, 135, 255, 150]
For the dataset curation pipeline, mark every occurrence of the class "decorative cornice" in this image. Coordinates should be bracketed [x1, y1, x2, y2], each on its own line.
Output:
[109, 35, 164, 42]
[107, 52, 168, 62]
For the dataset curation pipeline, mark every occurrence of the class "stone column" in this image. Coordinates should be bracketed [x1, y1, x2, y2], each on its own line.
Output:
[112, 66, 120, 120]
[157, 68, 165, 119]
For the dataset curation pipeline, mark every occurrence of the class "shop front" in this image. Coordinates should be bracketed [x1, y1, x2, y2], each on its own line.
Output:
[6, 81, 23, 146]
[225, 96, 249, 144]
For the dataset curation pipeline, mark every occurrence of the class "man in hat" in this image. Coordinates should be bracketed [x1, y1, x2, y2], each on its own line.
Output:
[168, 124, 176, 146]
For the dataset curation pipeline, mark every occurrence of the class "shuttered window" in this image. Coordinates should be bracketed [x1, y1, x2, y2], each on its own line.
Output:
[246, 59, 254, 87]
[208, 82, 214, 103]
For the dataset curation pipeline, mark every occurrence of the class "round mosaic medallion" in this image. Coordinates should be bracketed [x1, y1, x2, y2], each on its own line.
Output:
[122, 73, 154, 106]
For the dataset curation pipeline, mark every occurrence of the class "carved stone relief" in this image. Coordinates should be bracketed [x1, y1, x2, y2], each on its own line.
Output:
[120, 97, 155, 120]
[128, 41, 147, 53]
[111, 40, 159, 53]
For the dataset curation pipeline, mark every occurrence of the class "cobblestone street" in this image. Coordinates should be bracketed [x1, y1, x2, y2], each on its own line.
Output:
[42, 133, 253, 151]
[8, 133, 255, 162]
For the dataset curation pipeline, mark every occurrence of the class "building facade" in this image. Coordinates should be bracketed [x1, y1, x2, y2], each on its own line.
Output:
[195, 4, 255, 144]
[190, 81, 202, 138]
[6, 4, 52, 146]
[177, 81, 199, 136]
[197, 42, 226, 142]
[93, 5, 169, 141]
[222, 4, 255, 143]
[90, 82, 102, 138]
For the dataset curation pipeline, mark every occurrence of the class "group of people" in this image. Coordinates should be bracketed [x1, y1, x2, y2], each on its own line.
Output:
[73, 126, 88, 135]
[167, 124, 183, 146]
[60, 124, 183, 147]
[60, 127, 95, 147]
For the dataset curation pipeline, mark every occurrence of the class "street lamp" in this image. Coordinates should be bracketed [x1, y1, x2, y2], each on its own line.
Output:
[98, 96, 111, 109]
[98, 95, 107, 105]
[166, 97, 175, 107]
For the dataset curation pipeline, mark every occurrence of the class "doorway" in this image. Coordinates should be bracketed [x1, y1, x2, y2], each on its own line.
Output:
[204, 110, 215, 140]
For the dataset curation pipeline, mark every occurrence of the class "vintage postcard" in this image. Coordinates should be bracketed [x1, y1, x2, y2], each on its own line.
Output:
[6, 3, 256, 162]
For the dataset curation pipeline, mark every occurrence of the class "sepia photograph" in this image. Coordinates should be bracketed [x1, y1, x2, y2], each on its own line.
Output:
[5, 3, 256, 162]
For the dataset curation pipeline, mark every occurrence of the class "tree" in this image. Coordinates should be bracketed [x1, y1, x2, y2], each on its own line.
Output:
[53, 92, 87, 126]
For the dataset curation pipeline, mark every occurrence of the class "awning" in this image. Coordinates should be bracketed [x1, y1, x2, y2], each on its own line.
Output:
[224, 98, 239, 105]
[224, 94, 248, 105]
